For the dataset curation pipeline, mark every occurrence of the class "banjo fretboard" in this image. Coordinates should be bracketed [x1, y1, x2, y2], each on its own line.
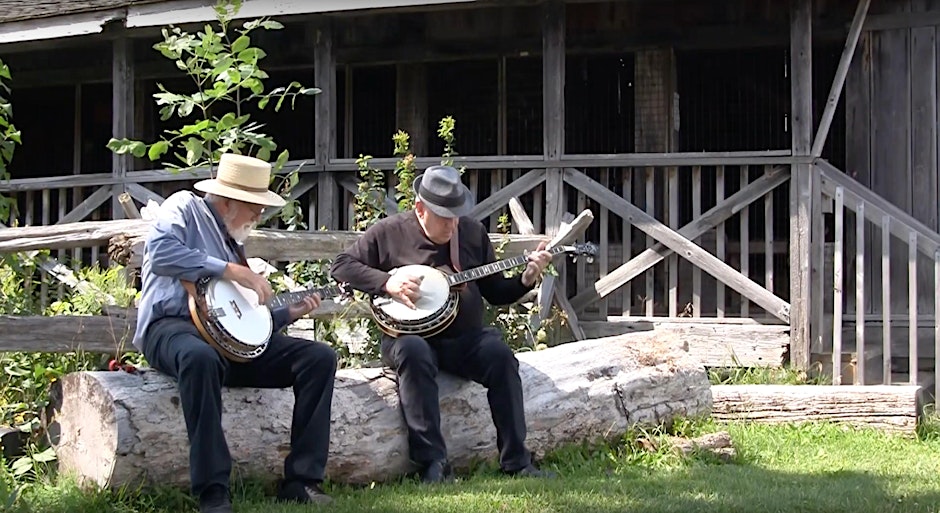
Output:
[266, 285, 344, 309]
[445, 246, 570, 287]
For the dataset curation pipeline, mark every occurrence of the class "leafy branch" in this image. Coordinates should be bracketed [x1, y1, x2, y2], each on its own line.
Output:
[0, 58, 21, 223]
[106, 0, 319, 182]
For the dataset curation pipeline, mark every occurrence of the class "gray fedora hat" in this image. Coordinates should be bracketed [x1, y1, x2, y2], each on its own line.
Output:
[413, 165, 474, 218]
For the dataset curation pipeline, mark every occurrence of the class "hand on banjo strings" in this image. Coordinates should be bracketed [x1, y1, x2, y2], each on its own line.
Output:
[223, 263, 274, 305]
[385, 272, 424, 310]
[521, 241, 553, 287]
[287, 293, 321, 321]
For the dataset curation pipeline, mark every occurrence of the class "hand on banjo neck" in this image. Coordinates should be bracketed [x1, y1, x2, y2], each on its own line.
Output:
[222, 262, 322, 319]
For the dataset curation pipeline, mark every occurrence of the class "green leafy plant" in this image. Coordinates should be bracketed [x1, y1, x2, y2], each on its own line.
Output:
[106, 0, 317, 227]
[0, 57, 21, 223]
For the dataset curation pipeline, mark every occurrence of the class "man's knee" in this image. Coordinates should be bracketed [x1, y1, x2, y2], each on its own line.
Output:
[298, 340, 338, 373]
[393, 336, 434, 364]
[178, 342, 225, 375]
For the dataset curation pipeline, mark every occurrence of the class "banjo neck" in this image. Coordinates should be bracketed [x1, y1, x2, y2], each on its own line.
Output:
[445, 246, 570, 287]
[266, 284, 344, 309]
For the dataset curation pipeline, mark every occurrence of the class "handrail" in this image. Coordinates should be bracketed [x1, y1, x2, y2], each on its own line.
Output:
[0, 151, 804, 193]
[815, 159, 940, 256]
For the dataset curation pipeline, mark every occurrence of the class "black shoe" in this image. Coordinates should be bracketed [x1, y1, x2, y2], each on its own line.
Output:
[276, 479, 333, 505]
[505, 464, 557, 479]
[420, 459, 454, 484]
[199, 484, 233, 513]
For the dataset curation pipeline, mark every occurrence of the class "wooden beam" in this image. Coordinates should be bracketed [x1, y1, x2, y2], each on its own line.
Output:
[111, 36, 135, 219]
[570, 167, 790, 311]
[789, 0, 813, 371]
[711, 384, 922, 433]
[313, 20, 337, 230]
[56, 185, 113, 225]
[863, 10, 940, 31]
[542, 0, 565, 237]
[508, 197, 535, 235]
[469, 170, 546, 221]
[811, 0, 870, 158]
[564, 168, 791, 323]
[125, 182, 165, 206]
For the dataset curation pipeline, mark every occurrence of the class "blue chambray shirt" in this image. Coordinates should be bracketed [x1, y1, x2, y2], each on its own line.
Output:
[132, 190, 291, 351]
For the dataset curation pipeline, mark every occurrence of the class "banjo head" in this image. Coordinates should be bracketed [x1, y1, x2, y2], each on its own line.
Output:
[377, 264, 451, 322]
[204, 278, 273, 347]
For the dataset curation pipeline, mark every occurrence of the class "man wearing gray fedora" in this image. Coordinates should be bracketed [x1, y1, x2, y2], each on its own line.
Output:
[134, 153, 337, 512]
[331, 164, 556, 483]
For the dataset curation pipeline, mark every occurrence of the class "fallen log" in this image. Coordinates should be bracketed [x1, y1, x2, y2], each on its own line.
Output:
[49, 334, 712, 490]
[710, 384, 923, 432]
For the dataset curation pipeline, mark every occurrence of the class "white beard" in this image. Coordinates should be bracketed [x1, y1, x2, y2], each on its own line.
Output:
[223, 209, 256, 243]
[229, 222, 256, 243]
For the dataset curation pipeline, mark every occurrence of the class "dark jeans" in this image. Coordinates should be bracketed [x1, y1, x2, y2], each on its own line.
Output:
[143, 316, 337, 497]
[381, 326, 531, 472]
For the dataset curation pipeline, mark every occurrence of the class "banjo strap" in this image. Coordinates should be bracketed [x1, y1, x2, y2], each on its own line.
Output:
[449, 222, 466, 291]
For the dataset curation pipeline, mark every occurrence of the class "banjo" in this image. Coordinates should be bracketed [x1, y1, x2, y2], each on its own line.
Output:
[184, 277, 348, 362]
[369, 242, 597, 338]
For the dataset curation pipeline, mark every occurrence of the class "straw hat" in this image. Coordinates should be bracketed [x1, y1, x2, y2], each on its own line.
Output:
[413, 165, 474, 218]
[193, 153, 286, 207]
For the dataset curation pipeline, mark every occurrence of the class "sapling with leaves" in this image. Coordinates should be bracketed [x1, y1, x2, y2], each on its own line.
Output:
[106, 0, 318, 222]
[0, 57, 21, 224]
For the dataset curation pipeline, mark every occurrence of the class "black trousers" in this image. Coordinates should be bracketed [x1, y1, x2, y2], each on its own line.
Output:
[143, 316, 337, 497]
[381, 326, 531, 472]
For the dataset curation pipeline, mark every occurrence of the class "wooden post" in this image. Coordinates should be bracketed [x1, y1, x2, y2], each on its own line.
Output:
[542, 0, 565, 237]
[313, 20, 337, 230]
[789, 0, 813, 371]
[111, 36, 134, 220]
[396, 64, 428, 156]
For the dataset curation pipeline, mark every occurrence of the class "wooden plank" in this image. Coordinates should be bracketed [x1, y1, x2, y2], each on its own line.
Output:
[645, 167, 655, 316]
[740, 168, 750, 317]
[812, 0, 872, 158]
[882, 214, 893, 383]
[711, 385, 922, 433]
[911, 9, 937, 322]
[716, 166, 726, 317]
[763, 166, 773, 297]
[564, 168, 790, 323]
[469, 170, 546, 221]
[864, 9, 940, 31]
[909, 230, 919, 384]
[118, 193, 141, 220]
[56, 185, 112, 225]
[542, 0, 565, 238]
[856, 201, 866, 384]
[508, 197, 535, 235]
[789, 0, 813, 371]
[622, 168, 632, 316]
[936, 249, 940, 409]
[833, 187, 845, 385]
[871, 7, 913, 316]
[692, 166, 701, 317]
[0, 315, 135, 354]
[570, 167, 789, 312]
[668, 168, 678, 317]
[575, 324, 788, 368]
[125, 182, 165, 206]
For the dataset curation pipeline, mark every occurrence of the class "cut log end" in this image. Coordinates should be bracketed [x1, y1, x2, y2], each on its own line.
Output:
[50, 334, 712, 490]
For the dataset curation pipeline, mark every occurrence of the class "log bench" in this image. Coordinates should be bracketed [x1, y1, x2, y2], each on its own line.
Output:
[48, 333, 713, 490]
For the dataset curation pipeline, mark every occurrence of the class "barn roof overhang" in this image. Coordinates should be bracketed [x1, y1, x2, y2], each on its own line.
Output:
[0, 0, 480, 45]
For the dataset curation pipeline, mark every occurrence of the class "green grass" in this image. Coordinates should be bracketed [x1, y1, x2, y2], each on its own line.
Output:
[8, 419, 940, 513]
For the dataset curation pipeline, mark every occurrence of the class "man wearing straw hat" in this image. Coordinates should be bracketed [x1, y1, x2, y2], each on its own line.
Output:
[133, 153, 337, 512]
[331, 164, 556, 484]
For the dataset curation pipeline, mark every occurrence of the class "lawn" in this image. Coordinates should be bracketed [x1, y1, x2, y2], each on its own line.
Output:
[9, 419, 940, 513]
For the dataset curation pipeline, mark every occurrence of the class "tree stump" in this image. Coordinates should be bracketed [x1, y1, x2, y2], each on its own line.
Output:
[49, 334, 711, 490]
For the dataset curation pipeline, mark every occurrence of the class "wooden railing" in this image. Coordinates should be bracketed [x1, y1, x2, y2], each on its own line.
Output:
[0, 151, 798, 322]
[816, 160, 940, 408]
